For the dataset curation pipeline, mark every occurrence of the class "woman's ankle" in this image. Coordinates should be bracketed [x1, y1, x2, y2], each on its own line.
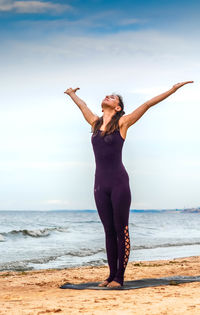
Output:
[105, 274, 116, 283]
[113, 276, 124, 286]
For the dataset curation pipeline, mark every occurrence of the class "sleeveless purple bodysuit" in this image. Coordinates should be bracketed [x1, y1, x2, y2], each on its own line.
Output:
[91, 128, 131, 286]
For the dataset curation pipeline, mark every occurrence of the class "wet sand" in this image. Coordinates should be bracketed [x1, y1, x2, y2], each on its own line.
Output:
[0, 256, 200, 314]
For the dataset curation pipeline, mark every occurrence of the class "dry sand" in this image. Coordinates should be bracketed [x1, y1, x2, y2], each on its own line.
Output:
[0, 255, 200, 315]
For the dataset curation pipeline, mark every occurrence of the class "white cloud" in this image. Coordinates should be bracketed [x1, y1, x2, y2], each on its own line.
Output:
[2, 28, 199, 70]
[0, 0, 72, 13]
[54, 10, 147, 28]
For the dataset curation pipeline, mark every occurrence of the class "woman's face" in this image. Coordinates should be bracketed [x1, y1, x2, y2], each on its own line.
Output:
[101, 94, 120, 110]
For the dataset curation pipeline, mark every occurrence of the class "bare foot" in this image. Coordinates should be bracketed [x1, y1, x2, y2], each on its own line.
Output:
[107, 280, 121, 288]
[98, 280, 109, 287]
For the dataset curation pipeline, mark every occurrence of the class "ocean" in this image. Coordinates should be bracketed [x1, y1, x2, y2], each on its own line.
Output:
[0, 210, 200, 272]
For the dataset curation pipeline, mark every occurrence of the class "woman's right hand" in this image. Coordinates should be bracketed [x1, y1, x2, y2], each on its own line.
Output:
[64, 87, 80, 95]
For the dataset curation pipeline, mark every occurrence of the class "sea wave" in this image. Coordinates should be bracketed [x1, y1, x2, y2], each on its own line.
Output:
[0, 247, 105, 272]
[0, 242, 199, 272]
[1, 227, 68, 239]
[134, 241, 200, 250]
[0, 234, 5, 242]
[68, 247, 105, 257]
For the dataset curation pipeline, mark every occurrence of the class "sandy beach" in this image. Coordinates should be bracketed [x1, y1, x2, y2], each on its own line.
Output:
[0, 255, 200, 315]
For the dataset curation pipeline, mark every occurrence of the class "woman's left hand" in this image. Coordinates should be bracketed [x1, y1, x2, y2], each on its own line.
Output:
[172, 81, 194, 91]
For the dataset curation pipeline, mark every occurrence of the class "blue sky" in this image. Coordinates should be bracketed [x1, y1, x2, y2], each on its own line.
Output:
[1, 0, 200, 38]
[0, 0, 199, 210]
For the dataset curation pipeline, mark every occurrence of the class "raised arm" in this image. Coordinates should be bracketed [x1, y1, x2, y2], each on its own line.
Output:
[64, 87, 99, 125]
[122, 81, 194, 128]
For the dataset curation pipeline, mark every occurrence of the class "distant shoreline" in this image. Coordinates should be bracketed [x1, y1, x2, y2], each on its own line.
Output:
[0, 208, 200, 213]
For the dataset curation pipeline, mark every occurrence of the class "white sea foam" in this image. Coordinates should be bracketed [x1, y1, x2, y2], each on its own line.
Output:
[0, 210, 200, 272]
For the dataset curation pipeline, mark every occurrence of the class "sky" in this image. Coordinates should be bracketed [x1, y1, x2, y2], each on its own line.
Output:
[0, 0, 199, 211]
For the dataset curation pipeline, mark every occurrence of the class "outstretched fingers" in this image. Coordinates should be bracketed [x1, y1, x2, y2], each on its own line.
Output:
[64, 87, 80, 95]
[179, 81, 194, 85]
[172, 81, 194, 91]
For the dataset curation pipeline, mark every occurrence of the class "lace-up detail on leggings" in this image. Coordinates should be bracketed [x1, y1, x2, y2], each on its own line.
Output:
[123, 225, 130, 269]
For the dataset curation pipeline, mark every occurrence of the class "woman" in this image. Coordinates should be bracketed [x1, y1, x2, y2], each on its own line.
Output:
[64, 81, 193, 288]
